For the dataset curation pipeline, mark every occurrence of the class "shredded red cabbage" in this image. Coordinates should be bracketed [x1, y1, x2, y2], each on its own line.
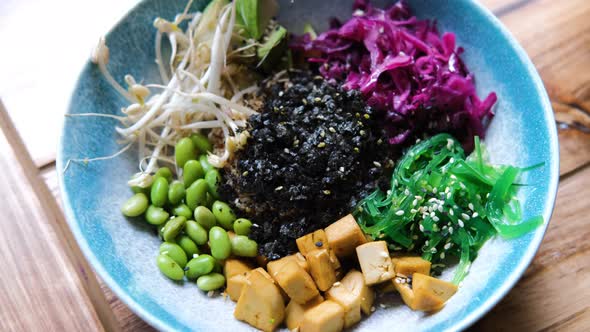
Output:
[290, 0, 497, 151]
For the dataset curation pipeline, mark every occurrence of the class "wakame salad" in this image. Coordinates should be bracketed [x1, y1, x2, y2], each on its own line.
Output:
[71, 0, 544, 331]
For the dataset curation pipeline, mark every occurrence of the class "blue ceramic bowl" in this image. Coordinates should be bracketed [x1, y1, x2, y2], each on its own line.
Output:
[58, 0, 559, 331]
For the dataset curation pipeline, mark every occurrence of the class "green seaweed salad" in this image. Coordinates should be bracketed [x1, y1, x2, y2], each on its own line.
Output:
[354, 134, 544, 284]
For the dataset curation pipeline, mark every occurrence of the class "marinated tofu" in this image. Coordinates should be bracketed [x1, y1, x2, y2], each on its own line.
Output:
[296, 229, 340, 269]
[340, 270, 375, 315]
[273, 260, 320, 304]
[392, 256, 431, 277]
[307, 249, 338, 291]
[224, 259, 252, 280]
[234, 269, 285, 331]
[393, 273, 457, 311]
[324, 214, 367, 257]
[356, 241, 395, 285]
[413, 273, 458, 302]
[326, 283, 362, 328]
[227, 272, 249, 302]
[285, 296, 324, 331]
[267, 253, 309, 278]
[300, 300, 345, 332]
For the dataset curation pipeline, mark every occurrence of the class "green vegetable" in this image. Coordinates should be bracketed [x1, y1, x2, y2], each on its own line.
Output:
[156, 254, 184, 281]
[354, 134, 543, 283]
[121, 193, 148, 217]
[183, 160, 204, 188]
[168, 181, 186, 205]
[185, 255, 216, 279]
[145, 205, 170, 225]
[175, 137, 196, 168]
[172, 204, 193, 218]
[233, 218, 253, 235]
[196, 273, 225, 291]
[303, 23, 317, 39]
[257, 26, 287, 69]
[150, 176, 169, 207]
[199, 155, 214, 174]
[154, 167, 173, 182]
[177, 235, 199, 257]
[194, 206, 217, 229]
[162, 216, 186, 242]
[159, 242, 188, 268]
[205, 169, 222, 198]
[212, 201, 236, 230]
[186, 179, 209, 210]
[185, 220, 208, 245]
[231, 235, 258, 257]
[235, 0, 277, 39]
[191, 133, 213, 154]
[209, 226, 231, 260]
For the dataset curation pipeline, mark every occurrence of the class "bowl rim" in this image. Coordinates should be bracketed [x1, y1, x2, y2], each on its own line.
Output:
[57, 1, 560, 331]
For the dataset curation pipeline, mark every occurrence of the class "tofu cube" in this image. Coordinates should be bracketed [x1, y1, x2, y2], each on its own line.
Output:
[412, 273, 458, 302]
[300, 300, 345, 332]
[307, 249, 337, 291]
[273, 260, 319, 304]
[340, 270, 375, 315]
[324, 214, 367, 257]
[325, 283, 361, 328]
[234, 269, 285, 331]
[393, 279, 417, 309]
[296, 230, 340, 269]
[227, 272, 249, 302]
[267, 253, 309, 278]
[391, 256, 431, 277]
[224, 258, 252, 280]
[285, 296, 324, 331]
[356, 241, 395, 285]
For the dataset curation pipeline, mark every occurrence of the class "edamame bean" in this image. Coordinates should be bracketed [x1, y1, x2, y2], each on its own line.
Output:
[185, 220, 208, 245]
[191, 133, 213, 154]
[159, 242, 187, 268]
[162, 216, 186, 242]
[145, 205, 170, 225]
[205, 193, 215, 209]
[230, 235, 258, 257]
[168, 181, 186, 205]
[209, 226, 231, 260]
[186, 179, 208, 210]
[131, 185, 150, 195]
[150, 177, 169, 207]
[177, 235, 199, 257]
[194, 206, 216, 229]
[212, 201, 236, 230]
[183, 160, 204, 188]
[175, 137, 196, 168]
[172, 204, 193, 218]
[184, 254, 215, 279]
[156, 254, 184, 280]
[199, 154, 214, 173]
[233, 218, 253, 236]
[121, 193, 148, 217]
[196, 273, 225, 291]
[205, 169, 221, 198]
[155, 167, 173, 182]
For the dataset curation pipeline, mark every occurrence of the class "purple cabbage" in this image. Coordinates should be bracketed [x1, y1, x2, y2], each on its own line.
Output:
[290, 0, 497, 151]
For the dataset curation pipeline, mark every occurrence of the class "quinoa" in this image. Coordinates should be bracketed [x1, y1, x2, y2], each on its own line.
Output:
[220, 70, 393, 259]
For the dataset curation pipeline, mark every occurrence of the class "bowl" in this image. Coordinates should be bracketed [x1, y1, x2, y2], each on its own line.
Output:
[58, 0, 559, 331]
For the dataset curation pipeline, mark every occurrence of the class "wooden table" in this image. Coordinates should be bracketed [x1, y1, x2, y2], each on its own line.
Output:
[1, 0, 588, 331]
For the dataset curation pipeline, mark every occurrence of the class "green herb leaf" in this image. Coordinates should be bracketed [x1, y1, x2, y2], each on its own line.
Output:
[236, 0, 278, 40]
[257, 26, 287, 65]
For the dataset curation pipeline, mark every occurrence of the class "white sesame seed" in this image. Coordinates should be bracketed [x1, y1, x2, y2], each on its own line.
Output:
[468, 203, 474, 210]
[444, 243, 452, 250]
[193, 254, 199, 258]
[329, 127, 336, 133]
[440, 252, 446, 259]
[284, 148, 290, 153]
[333, 282, 342, 287]
[425, 240, 429, 246]
[433, 216, 440, 222]
[438, 205, 443, 212]
[433, 187, 438, 194]
[445, 187, 450, 193]
[472, 212, 479, 218]
[379, 303, 387, 309]
[419, 224, 425, 232]
[387, 190, 392, 195]
[449, 157, 455, 163]
[370, 306, 376, 312]
[395, 210, 404, 216]
[451, 174, 457, 179]
[461, 213, 471, 220]
[460, 182, 466, 189]
[415, 195, 423, 200]
[458, 220, 465, 228]
[429, 198, 438, 203]
[486, 193, 490, 198]
[450, 209, 454, 216]
[404, 189, 410, 195]
[412, 199, 418, 206]
[430, 247, 437, 253]
[447, 192, 452, 199]
[339, 167, 345, 172]
[410, 209, 418, 214]
[476, 194, 482, 200]
[449, 227, 454, 234]
[275, 186, 283, 191]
